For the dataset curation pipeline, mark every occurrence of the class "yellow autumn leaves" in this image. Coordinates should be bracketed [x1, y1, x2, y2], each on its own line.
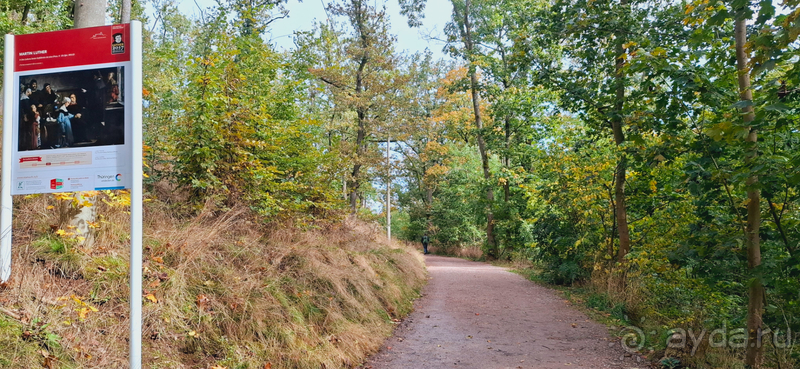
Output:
[49, 294, 100, 325]
[617, 40, 668, 66]
[682, 0, 726, 26]
[46, 190, 131, 243]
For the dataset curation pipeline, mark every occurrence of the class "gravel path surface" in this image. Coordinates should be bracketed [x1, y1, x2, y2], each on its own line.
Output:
[360, 255, 649, 369]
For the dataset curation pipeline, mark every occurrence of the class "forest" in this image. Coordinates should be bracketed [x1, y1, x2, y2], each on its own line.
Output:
[0, 0, 799, 367]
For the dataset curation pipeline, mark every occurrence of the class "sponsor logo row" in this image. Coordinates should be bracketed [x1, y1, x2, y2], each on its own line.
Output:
[15, 173, 123, 192]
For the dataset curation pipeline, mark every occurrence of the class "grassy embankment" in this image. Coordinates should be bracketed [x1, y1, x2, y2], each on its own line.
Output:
[0, 192, 426, 368]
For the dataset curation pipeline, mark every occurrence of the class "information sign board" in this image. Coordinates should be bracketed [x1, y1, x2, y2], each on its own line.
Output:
[11, 24, 133, 194]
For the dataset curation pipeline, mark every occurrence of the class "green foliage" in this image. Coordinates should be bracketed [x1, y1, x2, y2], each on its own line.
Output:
[660, 357, 681, 369]
[0, 0, 73, 36]
[398, 143, 487, 247]
[293, 0, 410, 212]
[5, 0, 800, 366]
[145, 5, 339, 217]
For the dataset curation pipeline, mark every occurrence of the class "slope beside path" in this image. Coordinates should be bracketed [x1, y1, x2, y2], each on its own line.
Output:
[361, 255, 647, 369]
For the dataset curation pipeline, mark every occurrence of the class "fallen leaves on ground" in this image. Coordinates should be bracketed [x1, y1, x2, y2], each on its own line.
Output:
[197, 294, 210, 311]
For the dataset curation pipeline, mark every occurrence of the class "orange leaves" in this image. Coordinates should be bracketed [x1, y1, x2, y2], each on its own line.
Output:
[431, 66, 493, 142]
[145, 294, 158, 304]
[425, 164, 449, 179]
[41, 349, 58, 368]
[197, 294, 211, 311]
[425, 141, 449, 156]
[77, 308, 93, 320]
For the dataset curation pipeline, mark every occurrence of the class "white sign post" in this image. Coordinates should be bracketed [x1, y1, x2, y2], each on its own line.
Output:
[129, 20, 144, 369]
[1, 34, 15, 283]
[1, 21, 143, 367]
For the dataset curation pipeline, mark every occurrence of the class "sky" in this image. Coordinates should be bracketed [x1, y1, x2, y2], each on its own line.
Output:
[154, 0, 454, 213]
[169, 0, 454, 61]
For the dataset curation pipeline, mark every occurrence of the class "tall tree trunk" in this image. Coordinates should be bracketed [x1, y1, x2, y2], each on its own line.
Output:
[425, 180, 433, 206]
[503, 116, 510, 202]
[734, 17, 764, 368]
[21, 3, 31, 25]
[425, 182, 433, 231]
[71, 0, 105, 246]
[612, 0, 631, 264]
[348, 124, 364, 212]
[73, 0, 106, 28]
[500, 56, 511, 204]
[348, 89, 367, 213]
[460, 0, 497, 258]
[348, 0, 370, 213]
[120, 0, 132, 23]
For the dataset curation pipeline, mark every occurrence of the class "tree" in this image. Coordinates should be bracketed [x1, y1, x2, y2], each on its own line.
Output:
[732, 10, 764, 367]
[298, 0, 407, 212]
[69, 0, 108, 244]
[446, 0, 499, 258]
[393, 53, 448, 230]
[514, 0, 690, 272]
[73, 0, 105, 28]
[157, 4, 338, 217]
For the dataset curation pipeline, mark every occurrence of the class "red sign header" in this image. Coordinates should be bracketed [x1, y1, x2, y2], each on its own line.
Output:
[14, 24, 130, 72]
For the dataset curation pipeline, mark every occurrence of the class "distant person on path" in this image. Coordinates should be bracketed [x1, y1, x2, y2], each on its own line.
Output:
[422, 234, 430, 255]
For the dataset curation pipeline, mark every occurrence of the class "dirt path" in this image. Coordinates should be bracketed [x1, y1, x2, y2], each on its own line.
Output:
[361, 255, 648, 369]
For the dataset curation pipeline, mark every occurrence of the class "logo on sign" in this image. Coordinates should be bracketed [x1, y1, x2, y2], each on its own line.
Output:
[50, 178, 63, 190]
[97, 174, 122, 184]
[111, 33, 125, 54]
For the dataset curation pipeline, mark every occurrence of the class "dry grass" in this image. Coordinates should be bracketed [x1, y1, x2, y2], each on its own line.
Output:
[0, 193, 427, 368]
[427, 244, 483, 260]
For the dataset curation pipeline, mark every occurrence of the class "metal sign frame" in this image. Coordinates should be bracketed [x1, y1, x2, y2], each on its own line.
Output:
[1, 21, 143, 368]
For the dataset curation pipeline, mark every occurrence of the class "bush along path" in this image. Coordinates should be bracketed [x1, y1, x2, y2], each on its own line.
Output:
[360, 256, 646, 369]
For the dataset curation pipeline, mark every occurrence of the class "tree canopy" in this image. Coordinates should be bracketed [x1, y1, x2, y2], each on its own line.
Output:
[2, 0, 800, 366]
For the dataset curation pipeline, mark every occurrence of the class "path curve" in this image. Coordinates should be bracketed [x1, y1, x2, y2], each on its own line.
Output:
[361, 255, 647, 369]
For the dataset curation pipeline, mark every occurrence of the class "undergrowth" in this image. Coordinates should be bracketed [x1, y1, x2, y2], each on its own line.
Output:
[515, 266, 789, 369]
[425, 243, 483, 261]
[0, 193, 426, 368]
